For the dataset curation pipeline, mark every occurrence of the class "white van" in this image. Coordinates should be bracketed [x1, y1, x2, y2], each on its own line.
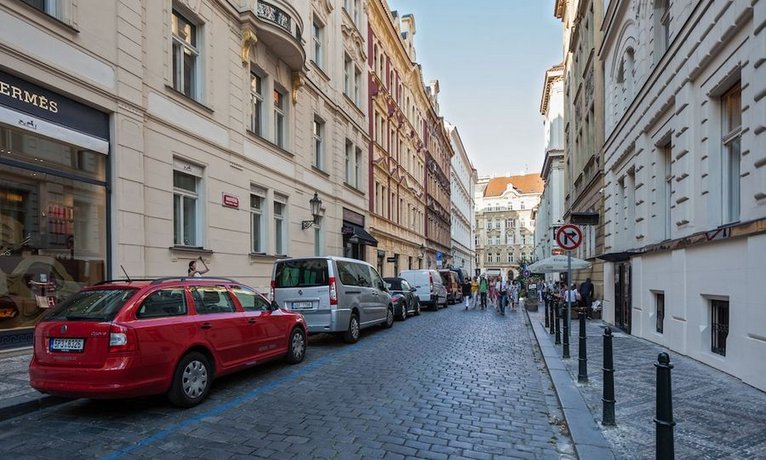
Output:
[271, 257, 394, 343]
[398, 269, 447, 310]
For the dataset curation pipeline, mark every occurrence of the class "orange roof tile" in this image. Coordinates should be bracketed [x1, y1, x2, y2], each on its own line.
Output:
[483, 174, 544, 197]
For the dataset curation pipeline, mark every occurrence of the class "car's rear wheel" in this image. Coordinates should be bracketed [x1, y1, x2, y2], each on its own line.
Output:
[342, 313, 360, 344]
[168, 352, 212, 408]
[285, 327, 306, 364]
[398, 302, 408, 321]
[382, 306, 394, 328]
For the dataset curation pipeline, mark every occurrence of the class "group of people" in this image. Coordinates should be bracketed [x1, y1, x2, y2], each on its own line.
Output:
[542, 277, 597, 318]
[463, 275, 520, 315]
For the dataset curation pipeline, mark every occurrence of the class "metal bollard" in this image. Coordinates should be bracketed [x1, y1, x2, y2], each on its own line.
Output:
[554, 304, 561, 345]
[544, 297, 550, 329]
[562, 304, 570, 359]
[602, 327, 615, 426]
[578, 311, 588, 383]
[655, 352, 675, 460]
[549, 298, 556, 335]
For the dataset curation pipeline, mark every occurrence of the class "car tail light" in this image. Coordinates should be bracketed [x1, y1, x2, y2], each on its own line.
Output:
[109, 324, 137, 353]
[269, 279, 275, 302]
[329, 277, 338, 305]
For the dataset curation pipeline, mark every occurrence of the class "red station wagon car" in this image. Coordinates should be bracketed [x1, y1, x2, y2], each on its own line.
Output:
[29, 277, 307, 407]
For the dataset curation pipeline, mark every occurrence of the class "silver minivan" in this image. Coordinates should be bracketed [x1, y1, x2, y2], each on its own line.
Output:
[271, 257, 394, 343]
[398, 269, 447, 310]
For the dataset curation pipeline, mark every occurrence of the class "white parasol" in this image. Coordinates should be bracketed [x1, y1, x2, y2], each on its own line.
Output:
[527, 255, 592, 273]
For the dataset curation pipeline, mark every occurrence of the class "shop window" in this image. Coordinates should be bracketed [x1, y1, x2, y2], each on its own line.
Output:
[173, 168, 202, 247]
[171, 9, 201, 100]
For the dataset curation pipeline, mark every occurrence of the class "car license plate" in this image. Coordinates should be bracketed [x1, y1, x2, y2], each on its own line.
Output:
[50, 338, 85, 353]
[291, 301, 313, 310]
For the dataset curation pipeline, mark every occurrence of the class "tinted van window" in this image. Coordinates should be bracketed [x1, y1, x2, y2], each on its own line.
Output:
[337, 261, 371, 287]
[275, 259, 329, 287]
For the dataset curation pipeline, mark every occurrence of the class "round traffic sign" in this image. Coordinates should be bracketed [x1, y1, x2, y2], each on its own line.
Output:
[556, 224, 583, 251]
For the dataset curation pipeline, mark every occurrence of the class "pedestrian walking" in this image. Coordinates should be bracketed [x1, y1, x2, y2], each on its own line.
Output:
[187, 257, 209, 277]
[511, 281, 520, 311]
[463, 278, 472, 309]
[490, 277, 499, 310]
[479, 275, 489, 309]
[499, 278, 508, 315]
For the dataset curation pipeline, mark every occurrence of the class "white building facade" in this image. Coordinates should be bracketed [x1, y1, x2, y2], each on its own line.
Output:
[446, 122, 476, 276]
[474, 175, 543, 279]
[600, 0, 766, 391]
[534, 65, 566, 272]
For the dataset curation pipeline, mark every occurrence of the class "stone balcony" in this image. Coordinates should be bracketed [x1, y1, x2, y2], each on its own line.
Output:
[236, 0, 305, 71]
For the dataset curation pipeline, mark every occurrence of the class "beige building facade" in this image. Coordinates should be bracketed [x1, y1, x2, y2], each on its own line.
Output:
[0, 0, 375, 348]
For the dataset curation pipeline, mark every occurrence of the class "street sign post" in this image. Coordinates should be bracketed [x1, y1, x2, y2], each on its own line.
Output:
[555, 224, 583, 359]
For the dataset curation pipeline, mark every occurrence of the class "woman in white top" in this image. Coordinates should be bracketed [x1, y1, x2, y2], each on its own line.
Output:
[187, 257, 210, 277]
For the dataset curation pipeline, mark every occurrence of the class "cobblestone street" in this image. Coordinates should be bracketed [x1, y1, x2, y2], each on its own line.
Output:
[0, 306, 574, 459]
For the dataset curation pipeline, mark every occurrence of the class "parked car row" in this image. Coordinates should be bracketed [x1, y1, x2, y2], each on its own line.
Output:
[29, 257, 459, 408]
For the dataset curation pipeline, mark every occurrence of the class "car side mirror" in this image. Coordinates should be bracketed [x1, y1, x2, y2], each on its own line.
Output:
[271, 301, 280, 310]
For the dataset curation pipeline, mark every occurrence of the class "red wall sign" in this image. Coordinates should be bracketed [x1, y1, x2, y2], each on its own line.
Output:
[222, 193, 239, 209]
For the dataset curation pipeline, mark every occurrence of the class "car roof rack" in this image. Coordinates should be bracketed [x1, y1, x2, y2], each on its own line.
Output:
[149, 276, 240, 285]
[94, 279, 156, 285]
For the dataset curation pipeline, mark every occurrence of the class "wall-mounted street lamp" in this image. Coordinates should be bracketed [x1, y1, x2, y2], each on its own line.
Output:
[301, 192, 322, 230]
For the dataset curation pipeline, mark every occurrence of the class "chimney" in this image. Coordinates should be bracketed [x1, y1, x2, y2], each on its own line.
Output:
[428, 80, 440, 115]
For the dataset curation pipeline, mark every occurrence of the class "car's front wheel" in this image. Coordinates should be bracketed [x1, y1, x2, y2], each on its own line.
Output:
[168, 352, 212, 408]
[285, 327, 306, 364]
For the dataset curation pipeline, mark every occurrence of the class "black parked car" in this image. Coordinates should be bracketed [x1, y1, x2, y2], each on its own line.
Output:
[383, 277, 421, 320]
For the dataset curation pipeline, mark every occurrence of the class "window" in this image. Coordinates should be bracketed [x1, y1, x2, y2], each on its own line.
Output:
[173, 169, 201, 247]
[137, 289, 187, 319]
[660, 142, 672, 239]
[354, 66, 362, 105]
[485, 253, 491, 263]
[711, 299, 729, 356]
[655, 292, 665, 334]
[344, 54, 353, 99]
[654, 0, 670, 59]
[314, 226, 322, 256]
[274, 88, 286, 148]
[722, 82, 741, 224]
[312, 18, 324, 68]
[191, 286, 236, 314]
[231, 286, 271, 312]
[250, 71, 264, 135]
[21, 0, 64, 20]
[313, 116, 324, 169]
[250, 188, 266, 253]
[355, 147, 362, 189]
[274, 196, 287, 255]
[345, 140, 353, 185]
[172, 9, 200, 99]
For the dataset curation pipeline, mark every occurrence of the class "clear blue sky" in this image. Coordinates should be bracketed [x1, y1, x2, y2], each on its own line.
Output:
[387, 0, 563, 178]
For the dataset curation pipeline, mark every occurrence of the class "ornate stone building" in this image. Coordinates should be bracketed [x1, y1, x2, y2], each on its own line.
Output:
[366, 1, 452, 276]
[599, 0, 766, 391]
[475, 175, 543, 279]
[446, 122, 477, 276]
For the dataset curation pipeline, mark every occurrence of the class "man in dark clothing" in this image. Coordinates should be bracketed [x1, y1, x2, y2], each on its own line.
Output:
[579, 278, 594, 318]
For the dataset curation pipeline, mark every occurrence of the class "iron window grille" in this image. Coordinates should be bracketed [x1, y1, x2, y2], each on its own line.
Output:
[711, 299, 729, 356]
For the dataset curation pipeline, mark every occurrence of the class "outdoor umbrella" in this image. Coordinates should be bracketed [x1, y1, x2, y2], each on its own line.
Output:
[527, 255, 592, 273]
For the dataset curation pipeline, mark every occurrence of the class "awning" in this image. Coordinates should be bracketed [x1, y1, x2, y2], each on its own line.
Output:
[597, 251, 640, 262]
[342, 224, 378, 246]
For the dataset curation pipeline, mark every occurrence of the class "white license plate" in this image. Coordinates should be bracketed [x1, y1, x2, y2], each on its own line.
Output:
[291, 301, 313, 310]
[50, 338, 84, 352]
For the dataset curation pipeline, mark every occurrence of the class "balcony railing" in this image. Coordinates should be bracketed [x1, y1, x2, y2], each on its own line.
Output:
[256, 1, 301, 42]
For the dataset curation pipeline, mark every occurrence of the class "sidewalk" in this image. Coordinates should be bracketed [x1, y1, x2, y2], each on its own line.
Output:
[529, 307, 766, 459]
[0, 348, 67, 421]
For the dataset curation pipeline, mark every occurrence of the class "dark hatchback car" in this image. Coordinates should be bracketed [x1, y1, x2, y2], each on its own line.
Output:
[29, 277, 308, 407]
[383, 277, 420, 320]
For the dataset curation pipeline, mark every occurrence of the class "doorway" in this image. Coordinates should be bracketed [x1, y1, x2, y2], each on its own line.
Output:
[614, 261, 632, 333]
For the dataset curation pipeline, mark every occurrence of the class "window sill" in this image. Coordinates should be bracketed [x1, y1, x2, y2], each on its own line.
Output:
[164, 85, 214, 114]
[342, 94, 365, 117]
[343, 182, 365, 196]
[309, 61, 331, 82]
[244, 131, 295, 158]
[311, 165, 330, 177]
[170, 246, 214, 255]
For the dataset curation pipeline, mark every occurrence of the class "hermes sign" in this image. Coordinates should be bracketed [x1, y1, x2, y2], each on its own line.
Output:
[0, 81, 59, 113]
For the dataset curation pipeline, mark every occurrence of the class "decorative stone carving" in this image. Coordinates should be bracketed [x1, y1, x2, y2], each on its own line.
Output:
[291, 71, 305, 104]
[241, 28, 258, 65]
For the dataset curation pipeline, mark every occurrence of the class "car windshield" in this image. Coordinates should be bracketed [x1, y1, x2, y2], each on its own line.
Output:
[44, 288, 139, 322]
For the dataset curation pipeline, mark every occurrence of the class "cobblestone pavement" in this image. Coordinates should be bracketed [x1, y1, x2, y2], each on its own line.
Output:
[532, 308, 766, 459]
[0, 305, 574, 459]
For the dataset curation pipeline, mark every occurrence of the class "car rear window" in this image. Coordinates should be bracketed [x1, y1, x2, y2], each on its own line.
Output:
[384, 279, 402, 290]
[275, 259, 329, 288]
[44, 288, 139, 322]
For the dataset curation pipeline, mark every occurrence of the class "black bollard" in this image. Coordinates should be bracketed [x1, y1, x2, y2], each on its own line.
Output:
[544, 297, 550, 329]
[655, 352, 675, 460]
[549, 298, 556, 335]
[578, 311, 588, 383]
[562, 304, 570, 359]
[554, 303, 561, 345]
[602, 327, 615, 426]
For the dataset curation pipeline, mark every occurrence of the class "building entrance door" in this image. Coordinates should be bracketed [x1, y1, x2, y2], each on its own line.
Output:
[614, 262, 632, 333]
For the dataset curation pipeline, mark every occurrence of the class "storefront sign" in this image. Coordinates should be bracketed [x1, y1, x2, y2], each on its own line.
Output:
[222, 193, 239, 209]
[0, 70, 109, 140]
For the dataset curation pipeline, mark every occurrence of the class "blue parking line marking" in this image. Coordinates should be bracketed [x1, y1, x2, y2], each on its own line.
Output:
[102, 317, 414, 459]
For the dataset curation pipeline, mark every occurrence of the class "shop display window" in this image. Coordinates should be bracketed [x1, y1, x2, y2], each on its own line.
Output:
[0, 126, 107, 331]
